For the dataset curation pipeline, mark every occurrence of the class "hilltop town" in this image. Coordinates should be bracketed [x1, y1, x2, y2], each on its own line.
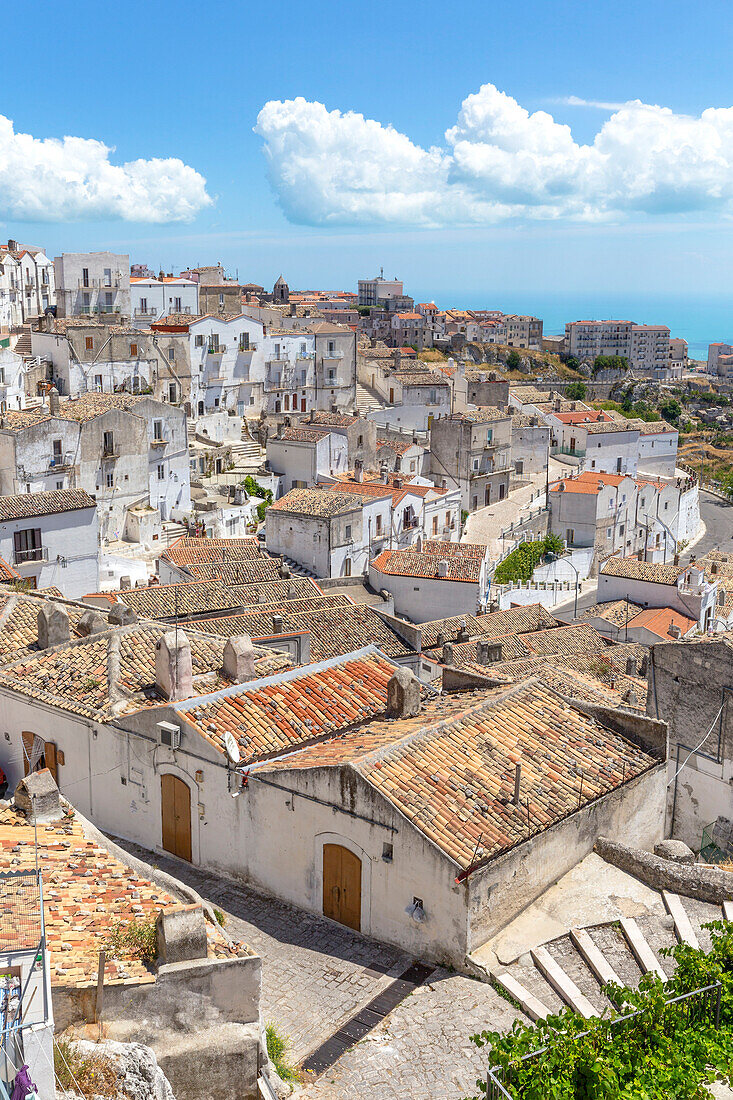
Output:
[0, 251, 732, 1100]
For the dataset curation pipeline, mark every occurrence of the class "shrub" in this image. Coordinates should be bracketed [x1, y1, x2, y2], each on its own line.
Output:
[54, 1038, 118, 1098]
[593, 354, 629, 375]
[466, 923, 733, 1100]
[104, 917, 158, 966]
[266, 1022, 300, 1083]
[505, 350, 521, 370]
[494, 535, 564, 585]
[565, 381, 587, 400]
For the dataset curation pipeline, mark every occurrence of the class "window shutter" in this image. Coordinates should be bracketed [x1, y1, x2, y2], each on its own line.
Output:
[45, 741, 58, 785]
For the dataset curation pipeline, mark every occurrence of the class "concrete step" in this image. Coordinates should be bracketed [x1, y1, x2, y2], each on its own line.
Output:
[620, 918, 667, 981]
[570, 927, 622, 989]
[723, 900, 733, 922]
[492, 971, 549, 1022]
[662, 891, 700, 950]
[530, 946, 597, 1018]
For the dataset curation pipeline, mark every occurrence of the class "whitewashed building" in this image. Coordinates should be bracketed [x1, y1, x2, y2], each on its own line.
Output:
[131, 275, 199, 327]
[54, 252, 131, 320]
[369, 541, 492, 622]
[0, 488, 98, 596]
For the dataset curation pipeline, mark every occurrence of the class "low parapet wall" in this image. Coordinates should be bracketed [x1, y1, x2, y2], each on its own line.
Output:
[596, 836, 733, 905]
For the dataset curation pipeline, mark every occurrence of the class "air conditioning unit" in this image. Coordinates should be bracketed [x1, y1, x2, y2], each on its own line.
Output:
[157, 721, 181, 750]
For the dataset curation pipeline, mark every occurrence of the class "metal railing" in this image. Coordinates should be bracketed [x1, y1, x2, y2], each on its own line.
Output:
[14, 545, 48, 565]
[486, 982, 722, 1100]
[551, 444, 586, 458]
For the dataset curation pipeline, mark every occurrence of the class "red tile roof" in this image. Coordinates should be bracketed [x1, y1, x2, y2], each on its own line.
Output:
[371, 547, 485, 583]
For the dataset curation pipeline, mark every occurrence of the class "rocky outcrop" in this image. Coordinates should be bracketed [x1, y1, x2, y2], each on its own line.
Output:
[60, 1038, 175, 1100]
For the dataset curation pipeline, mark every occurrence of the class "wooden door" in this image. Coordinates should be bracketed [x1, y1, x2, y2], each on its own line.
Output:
[323, 844, 361, 931]
[161, 775, 192, 862]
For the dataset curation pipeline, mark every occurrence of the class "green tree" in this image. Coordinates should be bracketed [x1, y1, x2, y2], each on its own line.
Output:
[565, 381, 587, 400]
[563, 355, 580, 372]
[593, 354, 629, 375]
[659, 399, 682, 426]
[505, 350, 521, 370]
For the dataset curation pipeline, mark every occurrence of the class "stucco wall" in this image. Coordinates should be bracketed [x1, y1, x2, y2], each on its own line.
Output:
[368, 565, 481, 622]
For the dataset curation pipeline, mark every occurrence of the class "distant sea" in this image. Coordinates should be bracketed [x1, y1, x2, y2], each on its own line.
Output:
[414, 291, 733, 360]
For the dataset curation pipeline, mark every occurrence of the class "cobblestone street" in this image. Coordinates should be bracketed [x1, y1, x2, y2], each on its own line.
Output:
[112, 841, 409, 1062]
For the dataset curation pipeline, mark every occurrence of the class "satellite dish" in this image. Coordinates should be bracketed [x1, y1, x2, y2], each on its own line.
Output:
[223, 731, 240, 765]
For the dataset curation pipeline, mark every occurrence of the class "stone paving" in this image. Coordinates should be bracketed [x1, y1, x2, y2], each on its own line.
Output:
[111, 840, 409, 1062]
[301, 969, 519, 1100]
[463, 459, 564, 559]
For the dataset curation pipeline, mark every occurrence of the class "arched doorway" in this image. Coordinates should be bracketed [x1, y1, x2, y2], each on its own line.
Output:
[323, 844, 361, 930]
[161, 774, 192, 862]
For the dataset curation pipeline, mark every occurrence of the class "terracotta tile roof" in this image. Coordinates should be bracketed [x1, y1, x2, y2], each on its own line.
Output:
[0, 591, 95, 666]
[599, 556, 686, 585]
[377, 438, 418, 456]
[519, 622, 610, 658]
[626, 607, 696, 639]
[581, 600, 645, 627]
[422, 540, 487, 558]
[417, 614, 485, 649]
[279, 427, 331, 443]
[0, 623, 290, 720]
[182, 559, 285, 585]
[118, 580, 246, 619]
[267, 488, 361, 519]
[0, 489, 96, 521]
[441, 632, 533, 663]
[633, 420, 678, 436]
[0, 556, 20, 582]
[175, 650, 399, 764]
[371, 548, 484, 583]
[447, 408, 511, 424]
[0, 393, 148, 431]
[229, 577, 323, 603]
[261, 680, 657, 868]
[0, 803, 233, 987]
[194, 601, 413, 662]
[394, 371, 449, 388]
[161, 536, 263, 567]
[584, 420, 641, 435]
[306, 412, 359, 428]
[474, 603, 559, 637]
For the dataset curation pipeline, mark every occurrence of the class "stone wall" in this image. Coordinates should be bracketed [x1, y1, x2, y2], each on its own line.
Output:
[595, 835, 733, 904]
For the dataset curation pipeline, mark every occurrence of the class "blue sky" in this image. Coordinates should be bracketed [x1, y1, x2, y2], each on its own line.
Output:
[4, 0, 733, 324]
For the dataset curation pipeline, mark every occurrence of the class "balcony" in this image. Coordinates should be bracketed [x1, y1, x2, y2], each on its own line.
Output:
[134, 307, 158, 319]
[48, 453, 73, 470]
[14, 545, 48, 565]
[551, 444, 586, 458]
[151, 435, 169, 448]
[77, 278, 120, 290]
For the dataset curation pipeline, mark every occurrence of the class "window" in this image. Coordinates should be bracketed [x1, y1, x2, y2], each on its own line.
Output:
[345, 524, 352, 540]
[619, 524, 625, 535]
[168, 347, 174, 361]
[173, 297, 182, 312]
[157, 464, 165, 480]
[195, 334, 204, 347]
[486, 428, 493, 443]
[82, 293, 90, 308]
[328, 370, 336, 383]
[94, 374, 103, 390]
[56, 481, 63, 490]
[300, 342, 306, 356]
[105, 292, 113, 306]
[274, 343, 280, 359]
[375, 514, 383, 535]
[219, 293, 224, 306]
[52, 439, 62, 460]
[103, 268, 111, 287]
[13, 528, 42, 564]
[328, 340, 335, 356]
[240, 332, 250, 351]
[103, 430, 115, 455]
[153, 419, 163, 440]
[168, 383, 176, 403]
[565, 528, 575, 543]
[640, 497, 645, 507]
[139, 297, 147, 314]
[209, 334, 219, 351]
[606, 527, 612, 537]
[344, 558, 351, 577]
[432, 515, 438, 535]
[130, 342, 138, 357]
[85, 336, 94, 351]
[82, 267, 89, 288]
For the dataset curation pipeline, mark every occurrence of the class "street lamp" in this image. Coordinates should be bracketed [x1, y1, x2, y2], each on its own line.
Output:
[545, 551, 580, 619]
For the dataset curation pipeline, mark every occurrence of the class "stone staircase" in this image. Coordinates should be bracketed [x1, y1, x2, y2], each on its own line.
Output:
[229, 438, 266, 472]
[481, 893, 731, 1022]
[279, 553, 318, 579]
[160, 521, 187, 548]
[356, 382, 383, 415]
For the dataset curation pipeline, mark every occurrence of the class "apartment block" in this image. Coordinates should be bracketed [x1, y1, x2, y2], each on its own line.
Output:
[565, 319, 671, 373]
[54, 252, 131, 320]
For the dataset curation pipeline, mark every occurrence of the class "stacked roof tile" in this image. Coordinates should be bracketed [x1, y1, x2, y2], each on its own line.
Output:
[372, 548, 484, 583]
[0, 489, 97, 521]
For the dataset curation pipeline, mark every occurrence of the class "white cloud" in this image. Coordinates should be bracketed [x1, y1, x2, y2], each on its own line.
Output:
[255, 83, 733, 227]
[559, 96, 628, 110]
[0, 115, 212, 223]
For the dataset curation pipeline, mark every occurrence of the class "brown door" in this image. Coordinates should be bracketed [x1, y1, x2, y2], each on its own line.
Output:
[323, 844, 361, 931]
[161, 775, 192, 862]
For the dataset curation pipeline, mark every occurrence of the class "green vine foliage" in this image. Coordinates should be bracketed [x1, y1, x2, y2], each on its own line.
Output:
[466, 922, 733, 1100]
[494, 535, 565, 585]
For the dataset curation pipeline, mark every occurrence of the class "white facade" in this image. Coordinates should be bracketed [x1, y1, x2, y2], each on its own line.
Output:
[0, 253, 22, 329]
[0, 343, 27, 411]
[54, 252, 131, 320]
[268, 431, 349, 494]
[368, 562, 489, 622]
[131, 277, 199, 327]
[0, 498, 99, 597]
[637, 425, 678, 478]
[597, 564, 717, 630]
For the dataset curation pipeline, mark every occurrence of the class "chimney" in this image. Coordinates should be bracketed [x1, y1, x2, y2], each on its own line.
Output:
[49, 387, 60, 416]
[287, 582, 299, 599]
[14, 770, 62, 823]
[436, 631, 446, 648]
[442, 641, 454, 665]
[223, 635, 256, 682]
[155, 630, 193, 701]
[108, 603, 137, 626]
[673, 553, 680, 566]
[668, 623, 682, 639]
[279, 560, 290, 579]
[457, 619, 469, 642]
[78, 609, 107, 637]
[476, 638, 490, 665]
[354, 458, 364, 483]
[437, 560, 449, 578]
[394, 476, 403, 489]
[272, 613, 284, 634]
[711, 562, 719, 575]
[394, 454, 402, 473]
[625, 656, 637, 676]
[554, 398, 562, 411]
[639, 654, 649, 677]
[386, 667, 420, 718]
[37, 602, 70, 649]
[624, 688, 638, 707]
[119, 575, 132, 590]
[380, 461, 389, 484]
